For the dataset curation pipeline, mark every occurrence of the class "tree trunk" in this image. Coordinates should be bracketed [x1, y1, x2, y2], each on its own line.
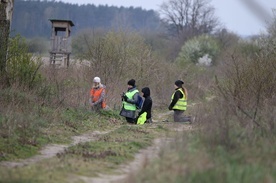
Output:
[0, 0, 13, 86]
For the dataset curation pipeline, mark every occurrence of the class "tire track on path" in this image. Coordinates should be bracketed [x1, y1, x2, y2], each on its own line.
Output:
[0, 130, 114, 168]
[74, 111, 192, 183]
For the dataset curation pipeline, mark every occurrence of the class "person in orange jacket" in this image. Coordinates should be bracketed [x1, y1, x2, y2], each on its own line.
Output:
[89, 76, 106, 111]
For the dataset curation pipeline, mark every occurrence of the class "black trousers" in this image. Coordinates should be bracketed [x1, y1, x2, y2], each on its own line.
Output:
[126, 117, 135, 123]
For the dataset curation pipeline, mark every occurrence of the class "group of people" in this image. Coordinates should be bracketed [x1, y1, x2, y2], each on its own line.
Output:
[89, 77, 192, 124]
[119, 79, 152, 124]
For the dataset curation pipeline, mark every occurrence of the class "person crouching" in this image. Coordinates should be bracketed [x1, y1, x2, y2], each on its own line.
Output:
[136, 87, 152, 124]
[89, 76, 107, 111]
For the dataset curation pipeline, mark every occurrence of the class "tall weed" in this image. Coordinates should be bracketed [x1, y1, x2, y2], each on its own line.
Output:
[6, 35, 42, 89]
[72, 30, 195, 108]
[215, 37, 276, 132]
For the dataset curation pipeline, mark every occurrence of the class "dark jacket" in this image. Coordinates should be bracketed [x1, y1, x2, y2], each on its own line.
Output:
[168, 87, 184, 110]
[138, 87, 152, 119]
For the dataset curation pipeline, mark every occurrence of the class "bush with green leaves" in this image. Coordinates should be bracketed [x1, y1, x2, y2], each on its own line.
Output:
[176, 35, 220, 66]
[6, 35, 42, 89]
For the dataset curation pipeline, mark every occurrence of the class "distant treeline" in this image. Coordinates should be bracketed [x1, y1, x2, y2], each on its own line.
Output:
[11, 0, 162, 38]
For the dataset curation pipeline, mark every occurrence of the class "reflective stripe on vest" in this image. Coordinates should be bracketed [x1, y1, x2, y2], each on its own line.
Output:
[90, 87, 106, 108]
[171, 88, 187, 110]
[123, 89, 138, 111]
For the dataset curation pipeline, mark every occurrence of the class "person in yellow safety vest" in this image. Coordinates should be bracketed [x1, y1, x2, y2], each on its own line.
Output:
[168, 80, 192, 123]
[89, 76, 107, 111]
[137, 87, 152, 125]
[119, 79, 139, 123]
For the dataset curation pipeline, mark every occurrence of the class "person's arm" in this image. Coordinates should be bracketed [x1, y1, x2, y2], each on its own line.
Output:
[126, 92, 138, 104]
[168, 90, 182, 110]
[89, 89, 94, 106]
[93, 88, 106, 105]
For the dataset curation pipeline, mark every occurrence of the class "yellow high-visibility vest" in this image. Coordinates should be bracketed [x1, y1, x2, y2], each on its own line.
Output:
[123, 89, 138, 111]
[171, 88, 187, 110]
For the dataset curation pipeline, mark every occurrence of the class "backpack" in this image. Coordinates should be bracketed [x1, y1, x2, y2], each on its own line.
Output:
[136, 94, 143, 109]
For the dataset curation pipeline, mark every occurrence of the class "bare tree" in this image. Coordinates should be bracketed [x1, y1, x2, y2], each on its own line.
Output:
[0, 0, 14, 85]
[159, 0, 219, 40]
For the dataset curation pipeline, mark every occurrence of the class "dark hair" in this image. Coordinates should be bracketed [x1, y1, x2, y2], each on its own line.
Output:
[175, 80, 184, 87]
[127, 79, 136, 87]
[175, 80, 187, 98]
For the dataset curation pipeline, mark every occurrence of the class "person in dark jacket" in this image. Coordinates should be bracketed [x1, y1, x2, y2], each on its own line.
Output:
[120, 79, 139, 123]
[168, 80, 192, 122]
[136, 87, 152, 124]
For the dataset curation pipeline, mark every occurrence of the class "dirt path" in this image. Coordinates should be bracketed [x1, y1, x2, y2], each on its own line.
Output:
[0, 130, 112, 168]
[75, 124, 192, 183]
[76, 137, 173, 183]
[0, 111, 192, 183]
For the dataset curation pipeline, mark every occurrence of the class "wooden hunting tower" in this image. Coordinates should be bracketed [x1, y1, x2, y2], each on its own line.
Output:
[49, 19, 74, 67]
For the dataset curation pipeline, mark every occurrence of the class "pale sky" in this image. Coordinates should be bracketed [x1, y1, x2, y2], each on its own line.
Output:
[60, 0, 276, 36]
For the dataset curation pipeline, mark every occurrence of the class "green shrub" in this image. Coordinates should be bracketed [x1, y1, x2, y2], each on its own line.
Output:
[176, 35, 220, 66]
[6, 35, 43, 89]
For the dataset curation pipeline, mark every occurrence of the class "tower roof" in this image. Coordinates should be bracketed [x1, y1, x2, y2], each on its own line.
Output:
[49, 19, 74, 27]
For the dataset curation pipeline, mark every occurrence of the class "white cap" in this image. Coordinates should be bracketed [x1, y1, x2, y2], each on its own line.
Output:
[93, 76, 101, 83]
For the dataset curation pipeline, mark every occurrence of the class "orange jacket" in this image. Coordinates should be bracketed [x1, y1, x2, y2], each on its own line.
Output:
[90, 87, 106, 108]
